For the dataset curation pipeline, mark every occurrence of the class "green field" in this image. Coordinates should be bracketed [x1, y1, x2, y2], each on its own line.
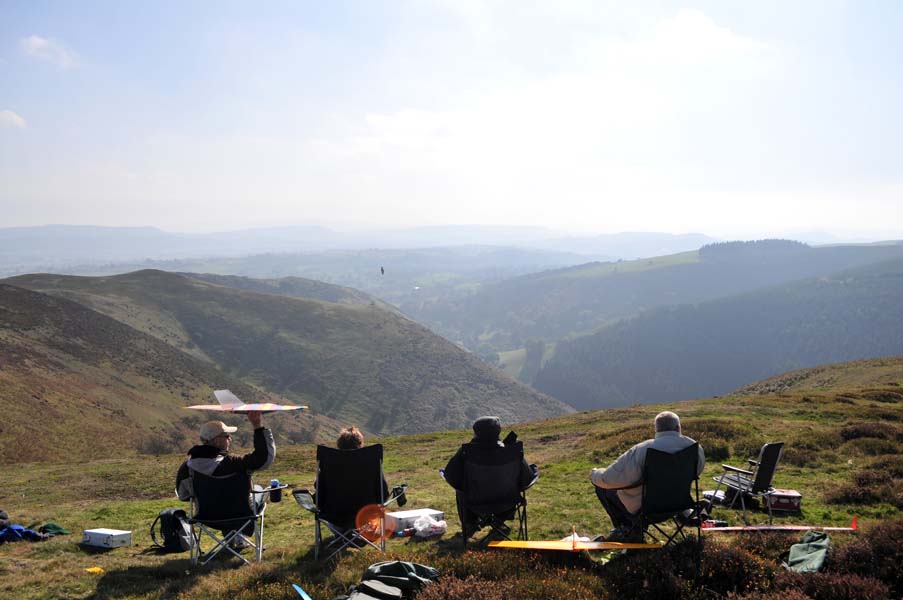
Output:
[2, 358, 901, 599]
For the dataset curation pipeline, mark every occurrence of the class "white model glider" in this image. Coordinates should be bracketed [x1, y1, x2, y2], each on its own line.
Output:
[186, 389, 308, 414]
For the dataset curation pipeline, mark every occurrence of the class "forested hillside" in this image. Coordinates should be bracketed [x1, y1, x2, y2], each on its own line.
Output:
[409, 241, 903, 354]
[6, 270, 570, 435]
[534, 258, 903, 409]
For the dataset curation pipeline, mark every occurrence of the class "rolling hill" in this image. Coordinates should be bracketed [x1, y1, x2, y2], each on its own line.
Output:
[182, 272, 399, 312]
[408, 240, 903, 354]
[5, 270, 570, 437]
[0, 284, 343, 463]
[533, 258, 903, 410]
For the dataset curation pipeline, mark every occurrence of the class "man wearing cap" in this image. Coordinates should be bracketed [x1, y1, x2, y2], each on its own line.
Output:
[442, 416, 536, 537]
[175, 411, 275, 507]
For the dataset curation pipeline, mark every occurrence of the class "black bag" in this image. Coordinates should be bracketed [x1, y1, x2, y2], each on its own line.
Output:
[150, 508, 192, 553]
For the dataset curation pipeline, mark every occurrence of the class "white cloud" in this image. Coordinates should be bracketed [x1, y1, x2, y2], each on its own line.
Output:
[21, 35, 77, 68]
[0, 110, 27, 128]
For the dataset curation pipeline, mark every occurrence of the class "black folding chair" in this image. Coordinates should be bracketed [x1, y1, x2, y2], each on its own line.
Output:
[293, 444, 407, 561]
[187, 469, 272, 565]
[442, 441, 539, 549]
[638, 443, 703, 547]
[712, 441, 784, 524]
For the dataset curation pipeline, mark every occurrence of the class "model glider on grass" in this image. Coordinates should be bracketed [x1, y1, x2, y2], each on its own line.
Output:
[489, 539, 662, 552]
[701, 516, 858, 533]
[489, 528, 661, 552]
[186, 389, 308, 414]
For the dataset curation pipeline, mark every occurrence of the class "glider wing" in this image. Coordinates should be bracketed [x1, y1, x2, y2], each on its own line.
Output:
[186, 389, 307, 414]
[488, 540, 662, 552]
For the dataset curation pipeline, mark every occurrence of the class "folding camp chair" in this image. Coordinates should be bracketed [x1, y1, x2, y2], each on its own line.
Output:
[187, 469, 273, 565]
[638, 443, 703, 547]
[292, 444, 407, 561]
[442, 441, 539, 549]
[712, 441, 784, 525]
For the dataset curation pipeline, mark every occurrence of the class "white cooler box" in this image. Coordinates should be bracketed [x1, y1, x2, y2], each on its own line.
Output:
[82, 528, 132, 548]
[386, 508, 444, 530]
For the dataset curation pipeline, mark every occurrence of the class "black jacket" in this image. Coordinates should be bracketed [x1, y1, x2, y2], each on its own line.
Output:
[175, 427, 275, 500]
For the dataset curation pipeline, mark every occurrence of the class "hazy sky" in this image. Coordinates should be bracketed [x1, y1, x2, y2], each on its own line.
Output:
[2, 1, 902, 238]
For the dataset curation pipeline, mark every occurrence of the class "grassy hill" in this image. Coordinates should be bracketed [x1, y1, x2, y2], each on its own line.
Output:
[0, 284, 342, 463]
[183, 272, 400, 313]
[408, 240, 903, 354]
[1, 357, 900, 599]
[5, 270, 570, 436]
[534, 258, 903, 410]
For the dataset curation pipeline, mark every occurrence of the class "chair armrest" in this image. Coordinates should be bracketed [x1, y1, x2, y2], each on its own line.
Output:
[523, 464, 540, 491]
[438, 469, 445, 481]
[292, 489, 318, 513]
[722, 464, 754, 476]
[747, 459, 760, 467]
[251, 484, 289, 494]
[606, 479, 643, 491]
[383, 484, 408, 508]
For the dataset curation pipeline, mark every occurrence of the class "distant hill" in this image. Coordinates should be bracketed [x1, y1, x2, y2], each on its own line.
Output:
[529, 231, 718, 259]
[183, 272, 399, 312]
[409, 240, 903, 353]
[0, 224, 575, 275]
[533, 258, 903, 409]
[0, 284, 343, 463]
[734, 355, 903, 396]
[6, 270, 570, 435]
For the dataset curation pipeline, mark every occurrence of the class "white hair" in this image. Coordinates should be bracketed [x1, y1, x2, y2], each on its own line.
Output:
[654, 411, 681, 433]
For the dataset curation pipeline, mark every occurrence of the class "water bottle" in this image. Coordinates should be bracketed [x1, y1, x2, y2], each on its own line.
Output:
[270, 479, 282, 503]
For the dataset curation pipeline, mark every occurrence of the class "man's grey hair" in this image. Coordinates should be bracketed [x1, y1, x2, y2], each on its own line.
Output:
[654, 411, 681, 433]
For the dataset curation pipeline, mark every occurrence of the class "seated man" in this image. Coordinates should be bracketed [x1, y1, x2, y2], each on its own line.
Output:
[590, 411, 705, 542]
[443, 416, 536, 536]
[176, 411, 275, 537]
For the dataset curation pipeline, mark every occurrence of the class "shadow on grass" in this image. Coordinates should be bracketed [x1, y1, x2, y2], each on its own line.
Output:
[91, 559, 204, 599]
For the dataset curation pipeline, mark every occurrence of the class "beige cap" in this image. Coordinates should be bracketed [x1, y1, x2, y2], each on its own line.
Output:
[200, 420, 238, 442]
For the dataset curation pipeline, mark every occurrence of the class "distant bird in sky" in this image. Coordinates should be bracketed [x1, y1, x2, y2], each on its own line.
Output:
[380, 266, 384, 275]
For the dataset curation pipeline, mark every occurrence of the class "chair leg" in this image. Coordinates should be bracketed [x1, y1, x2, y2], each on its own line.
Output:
[314, 518, 321, 560]
[521, 505, 528, 541]
[256, 514, 264, 562]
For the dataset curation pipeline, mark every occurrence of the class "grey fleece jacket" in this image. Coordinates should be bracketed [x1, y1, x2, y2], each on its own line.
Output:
[590, 430, 705, 514]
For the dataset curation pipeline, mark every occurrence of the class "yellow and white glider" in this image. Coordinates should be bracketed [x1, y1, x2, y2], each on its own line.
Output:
[186, 389, 308, 414]
[489, 539, 661, 552]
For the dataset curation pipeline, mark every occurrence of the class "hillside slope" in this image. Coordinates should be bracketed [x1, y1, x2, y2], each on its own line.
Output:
[6, 270, 570, 434]
[0, 284, 340, 463]
[409, 240, 903, 352]
[534, 258, 903, 409]
[1, 356, 900, 599]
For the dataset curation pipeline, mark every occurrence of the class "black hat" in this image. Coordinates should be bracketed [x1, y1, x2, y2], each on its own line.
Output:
[472, 416, 501, 442]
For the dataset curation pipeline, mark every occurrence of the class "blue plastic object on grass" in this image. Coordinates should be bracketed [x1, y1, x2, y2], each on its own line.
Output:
[292, 583, 313, 600]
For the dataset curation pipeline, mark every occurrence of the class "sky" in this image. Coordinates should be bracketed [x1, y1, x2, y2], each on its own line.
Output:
[1, 0, 902, 239]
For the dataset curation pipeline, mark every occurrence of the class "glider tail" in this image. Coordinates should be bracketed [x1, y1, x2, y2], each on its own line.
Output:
[214, 389, 242, 407]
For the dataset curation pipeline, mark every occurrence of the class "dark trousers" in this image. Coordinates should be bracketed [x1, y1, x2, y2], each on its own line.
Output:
[594, 486, 639, 529]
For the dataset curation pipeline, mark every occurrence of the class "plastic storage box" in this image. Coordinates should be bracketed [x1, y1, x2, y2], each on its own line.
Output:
[386, 508, 444, 530]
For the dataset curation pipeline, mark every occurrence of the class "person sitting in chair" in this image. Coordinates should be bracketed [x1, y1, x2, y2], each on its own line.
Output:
[334, 426, 390, 499]
[443, 416, 536, 537]
[590, 411, 705, 543]
[176, 411, 275, 536]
